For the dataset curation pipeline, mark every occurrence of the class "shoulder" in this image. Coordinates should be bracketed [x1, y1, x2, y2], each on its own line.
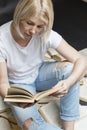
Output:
[46, 30, 62, 49]
[0, 21, 12, 46]
[48, 30, 62, 40]
[0, 21, 12, 36]
[0, 21, 13, 49]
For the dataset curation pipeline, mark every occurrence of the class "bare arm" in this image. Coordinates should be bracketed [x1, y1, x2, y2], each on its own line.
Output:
[56, 38, 87, 87]
[0, 62, 10, 98]
[0, 62, 35, 108]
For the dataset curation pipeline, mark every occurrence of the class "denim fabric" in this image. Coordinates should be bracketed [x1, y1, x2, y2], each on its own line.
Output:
[36, 62, 80, 120]
[9, 96, 61, 130]
[9, 79, 61, 130]
[8, 61, 80, 130]
[29, 121, 61, 130]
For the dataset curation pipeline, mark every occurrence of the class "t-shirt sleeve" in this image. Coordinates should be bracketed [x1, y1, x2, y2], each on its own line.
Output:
[0, 39, 6, 62]
[47, 30, 62, 49]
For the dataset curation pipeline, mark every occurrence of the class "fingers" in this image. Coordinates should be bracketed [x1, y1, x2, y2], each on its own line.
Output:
[18, 103, 35, 108]
[18, 103, 26, 108]
[11, 102, 34, 108]
[64, 90, 68, 94]
[52, 90, 68, 98]
[11, 102, 23, 107]
[51, 86, 68, 98]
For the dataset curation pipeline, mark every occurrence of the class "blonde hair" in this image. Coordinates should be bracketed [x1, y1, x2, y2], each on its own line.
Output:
[13, 0, 54, 39]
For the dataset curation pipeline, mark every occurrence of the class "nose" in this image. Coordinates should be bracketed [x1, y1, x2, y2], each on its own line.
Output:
[30, 26, 37, 35]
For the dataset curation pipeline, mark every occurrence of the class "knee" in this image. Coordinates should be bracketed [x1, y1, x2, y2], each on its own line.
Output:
[64, 63, 74, 75]
[23, 118, 33, 130]
[56, 62, 74, 79]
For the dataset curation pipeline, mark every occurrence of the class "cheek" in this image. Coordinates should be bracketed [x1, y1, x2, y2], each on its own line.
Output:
[20, 22, 28, 31]
[21, 26, 29, 33]
[19, 23, 25, 32]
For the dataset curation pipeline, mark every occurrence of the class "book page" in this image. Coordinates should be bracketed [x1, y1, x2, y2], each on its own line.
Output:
[80, 77, 87, 102]
[4, 86, 35, 103]
[4, 97, 35, 103]
[7, 86, 33, 97]
[35, 85, 61, 101]
[4, 86, 61, 103]
[79, 48, 87, 59]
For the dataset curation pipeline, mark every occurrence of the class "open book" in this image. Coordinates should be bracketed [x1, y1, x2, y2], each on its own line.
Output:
[45, 48, 65, 62]
[4, 86, 61, 103]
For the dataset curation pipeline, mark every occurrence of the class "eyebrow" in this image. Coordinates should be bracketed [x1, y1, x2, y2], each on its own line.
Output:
[28, 20, 45, 26]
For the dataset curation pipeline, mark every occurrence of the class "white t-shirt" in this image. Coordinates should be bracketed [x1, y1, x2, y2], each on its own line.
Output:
[0, 21, 62, 84]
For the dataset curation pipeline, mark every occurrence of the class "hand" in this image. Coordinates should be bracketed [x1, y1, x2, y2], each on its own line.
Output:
[11, 102, 35, 108]
[51, 80, 70, 98]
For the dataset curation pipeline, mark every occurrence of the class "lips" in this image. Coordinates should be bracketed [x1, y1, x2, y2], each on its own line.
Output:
[25, 33, 32, 37]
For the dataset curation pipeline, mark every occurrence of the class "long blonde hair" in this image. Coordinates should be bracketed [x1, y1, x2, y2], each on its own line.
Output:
[13, 0, 54, 39]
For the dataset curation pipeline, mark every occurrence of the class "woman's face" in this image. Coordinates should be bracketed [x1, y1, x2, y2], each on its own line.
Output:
[19, 17, 46, 39]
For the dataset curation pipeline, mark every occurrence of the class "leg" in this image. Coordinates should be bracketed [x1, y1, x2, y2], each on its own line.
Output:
[36, 61, 80, 130]
[56, 62, 80, 130]
[22, 118, 33, 130]
[62, 121, 74, 130]
[8, 83, 61, 130]
[8, 83, 37, 129]
[10, 104, 61, 130]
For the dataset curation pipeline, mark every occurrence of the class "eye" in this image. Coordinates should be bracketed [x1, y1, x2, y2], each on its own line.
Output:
[37, 25, 45, 29]
[26, 21, 34, 26]
[37, 26, 43, 28]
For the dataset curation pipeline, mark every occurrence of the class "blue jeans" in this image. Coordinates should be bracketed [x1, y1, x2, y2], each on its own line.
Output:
[8, 62, 80, 130]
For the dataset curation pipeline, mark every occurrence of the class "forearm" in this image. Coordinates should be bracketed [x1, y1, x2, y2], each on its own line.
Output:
[0, 83, 10, 98]
[66, 56, 87, 87]
[0, 62, 10, 98]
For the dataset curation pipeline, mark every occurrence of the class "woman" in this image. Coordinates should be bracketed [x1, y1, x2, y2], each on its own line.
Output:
[0, 0, 86, 130]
